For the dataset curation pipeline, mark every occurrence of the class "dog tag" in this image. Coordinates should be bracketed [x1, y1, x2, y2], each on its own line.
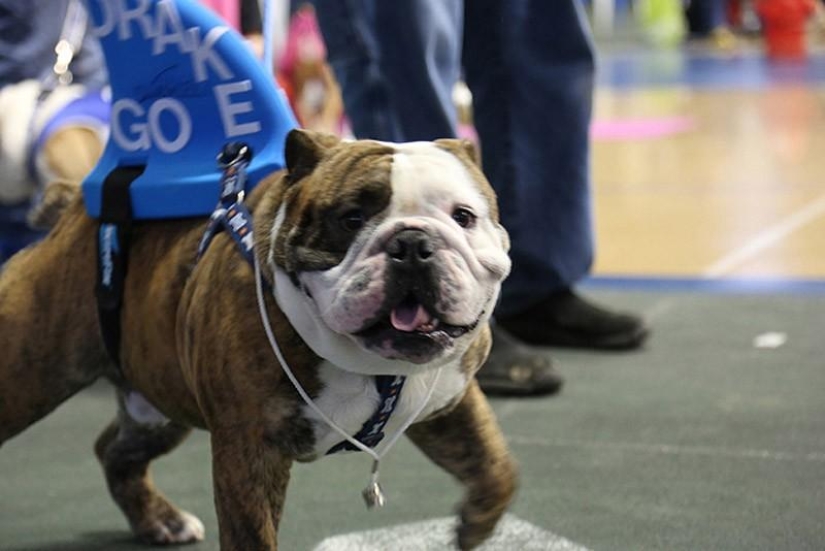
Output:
[362, 480, 386, 508]
[363, 460, 386, 508]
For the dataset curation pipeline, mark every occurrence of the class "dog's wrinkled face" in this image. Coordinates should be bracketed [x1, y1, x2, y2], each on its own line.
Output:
[269, 130, 511, 375]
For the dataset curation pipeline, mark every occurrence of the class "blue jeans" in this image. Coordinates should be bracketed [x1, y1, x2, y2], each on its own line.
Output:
[312, 0, 595, 317]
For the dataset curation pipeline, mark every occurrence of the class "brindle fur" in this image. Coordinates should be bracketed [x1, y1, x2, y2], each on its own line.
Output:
[0, 131, 517, 550]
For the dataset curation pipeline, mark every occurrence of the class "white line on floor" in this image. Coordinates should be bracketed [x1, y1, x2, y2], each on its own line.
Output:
[508, 435, 825, 462]
[703, 192, 825, 278]
[312, 514, 591, 551]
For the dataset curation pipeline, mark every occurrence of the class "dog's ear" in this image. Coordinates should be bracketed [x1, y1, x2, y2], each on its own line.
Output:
[285, 129, 341, 184]
[435, 138, 481, 167]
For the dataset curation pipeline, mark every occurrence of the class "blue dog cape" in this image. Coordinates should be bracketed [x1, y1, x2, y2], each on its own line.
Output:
[82, 0, 296, 219]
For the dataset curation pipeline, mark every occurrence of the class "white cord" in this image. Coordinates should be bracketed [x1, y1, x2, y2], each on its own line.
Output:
[253, 253, 442, 464]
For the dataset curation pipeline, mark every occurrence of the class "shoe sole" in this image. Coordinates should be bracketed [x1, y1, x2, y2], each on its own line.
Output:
[477, 378, 564, 398]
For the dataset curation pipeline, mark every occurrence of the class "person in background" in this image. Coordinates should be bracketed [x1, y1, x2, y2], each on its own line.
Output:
[686, 0, 737, 49]
[310, 0, 649, 396]
[0, 0, 108, 262]
[277, 4, 345, 134]
[0, 0, 106, 89]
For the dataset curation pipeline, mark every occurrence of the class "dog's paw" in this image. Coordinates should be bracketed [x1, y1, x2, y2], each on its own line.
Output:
[455, 475, 517, 550]
[456, 515, 495, 551]
[136, 509, 205, 545]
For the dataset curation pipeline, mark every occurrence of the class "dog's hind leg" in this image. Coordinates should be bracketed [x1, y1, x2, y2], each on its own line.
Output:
[95, 391, 204, 545]
[0, 256, 108, 444]
[0, 352, 101, 445]
[0, 221, 109, 444]
[406, 381, 518, 551]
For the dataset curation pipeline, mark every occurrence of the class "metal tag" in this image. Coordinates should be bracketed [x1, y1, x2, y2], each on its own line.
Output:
[362, 481, 386, 509]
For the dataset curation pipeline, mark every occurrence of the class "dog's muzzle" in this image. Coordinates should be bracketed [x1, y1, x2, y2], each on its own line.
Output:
[353, 228, 479, 363]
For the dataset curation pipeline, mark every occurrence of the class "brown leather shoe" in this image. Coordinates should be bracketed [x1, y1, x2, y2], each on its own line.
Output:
[476, 325, 563, 397]
[497, 289, 649, 350]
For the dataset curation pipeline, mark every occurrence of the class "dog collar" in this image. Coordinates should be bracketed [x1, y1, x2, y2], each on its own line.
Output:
[325, 375, 406, 455]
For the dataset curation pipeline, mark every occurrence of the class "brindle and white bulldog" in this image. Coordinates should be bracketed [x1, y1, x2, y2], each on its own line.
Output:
[0, 129, 517, 550]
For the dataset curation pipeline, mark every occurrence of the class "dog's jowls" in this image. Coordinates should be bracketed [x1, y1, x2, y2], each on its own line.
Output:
[0, 129, 517, 550]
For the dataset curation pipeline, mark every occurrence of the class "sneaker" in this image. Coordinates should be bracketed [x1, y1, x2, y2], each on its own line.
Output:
[476, 325, 564, 397]
[497, 289, 649, 351]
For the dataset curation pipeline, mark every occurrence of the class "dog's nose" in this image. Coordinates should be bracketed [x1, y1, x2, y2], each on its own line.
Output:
[386, 229, 434, 265]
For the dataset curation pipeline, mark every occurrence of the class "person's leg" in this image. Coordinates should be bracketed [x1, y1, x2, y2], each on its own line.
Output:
[463, 0, 648, 349]
[311, 0, 460, 142]
[373, 0, 461, 141]
[310, 0, 400, 140]
[464, 0, 594, 311]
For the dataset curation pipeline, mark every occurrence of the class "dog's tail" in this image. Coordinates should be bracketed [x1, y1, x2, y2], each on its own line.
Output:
[27, 180, 80, 230]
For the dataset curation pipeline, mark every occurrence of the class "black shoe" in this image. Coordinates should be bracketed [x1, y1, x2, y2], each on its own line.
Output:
[476, 325, 564, 397]
[497, 289, 649, 351]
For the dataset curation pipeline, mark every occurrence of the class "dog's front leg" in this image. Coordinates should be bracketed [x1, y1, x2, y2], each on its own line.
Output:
[406, 381, 518, 550]
[211, 428, 292, 550]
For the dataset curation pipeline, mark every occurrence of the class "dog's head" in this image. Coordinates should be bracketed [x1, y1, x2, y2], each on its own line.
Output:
[267, 129, 511, 375]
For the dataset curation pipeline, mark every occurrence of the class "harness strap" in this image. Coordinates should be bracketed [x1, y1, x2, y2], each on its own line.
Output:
[326, 375, 407, 455]
[95, 165, 145, 366]
[197, 143, 255, 263]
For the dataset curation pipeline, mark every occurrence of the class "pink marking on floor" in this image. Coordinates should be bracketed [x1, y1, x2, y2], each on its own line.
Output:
[591, 116, 696, 141]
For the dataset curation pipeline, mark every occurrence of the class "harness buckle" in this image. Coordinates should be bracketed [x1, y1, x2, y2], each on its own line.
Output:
[197, 143, 255, 262]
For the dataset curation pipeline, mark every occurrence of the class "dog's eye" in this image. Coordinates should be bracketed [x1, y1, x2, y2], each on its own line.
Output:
[340, 209, 365, 232]
[451, 207, 476, 229]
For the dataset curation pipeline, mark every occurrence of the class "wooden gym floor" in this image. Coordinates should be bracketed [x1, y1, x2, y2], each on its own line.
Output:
[591, 48, 825, 282]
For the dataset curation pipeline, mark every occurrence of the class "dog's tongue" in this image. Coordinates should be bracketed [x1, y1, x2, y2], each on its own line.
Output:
[391, 301, 433, 332]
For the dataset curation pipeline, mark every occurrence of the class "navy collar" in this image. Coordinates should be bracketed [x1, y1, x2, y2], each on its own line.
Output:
[326, 375, 406, 455]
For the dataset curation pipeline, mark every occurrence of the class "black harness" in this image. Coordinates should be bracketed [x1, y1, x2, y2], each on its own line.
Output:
[95, 165, 144, 366]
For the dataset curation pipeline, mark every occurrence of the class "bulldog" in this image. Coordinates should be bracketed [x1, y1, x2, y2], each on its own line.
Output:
[0, 129, 517, 550]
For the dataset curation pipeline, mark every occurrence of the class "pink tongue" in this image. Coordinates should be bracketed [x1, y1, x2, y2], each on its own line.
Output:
[391, 302, 433, 332]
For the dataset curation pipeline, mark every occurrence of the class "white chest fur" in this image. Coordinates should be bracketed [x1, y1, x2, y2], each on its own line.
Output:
[305, 361, 469, 457]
